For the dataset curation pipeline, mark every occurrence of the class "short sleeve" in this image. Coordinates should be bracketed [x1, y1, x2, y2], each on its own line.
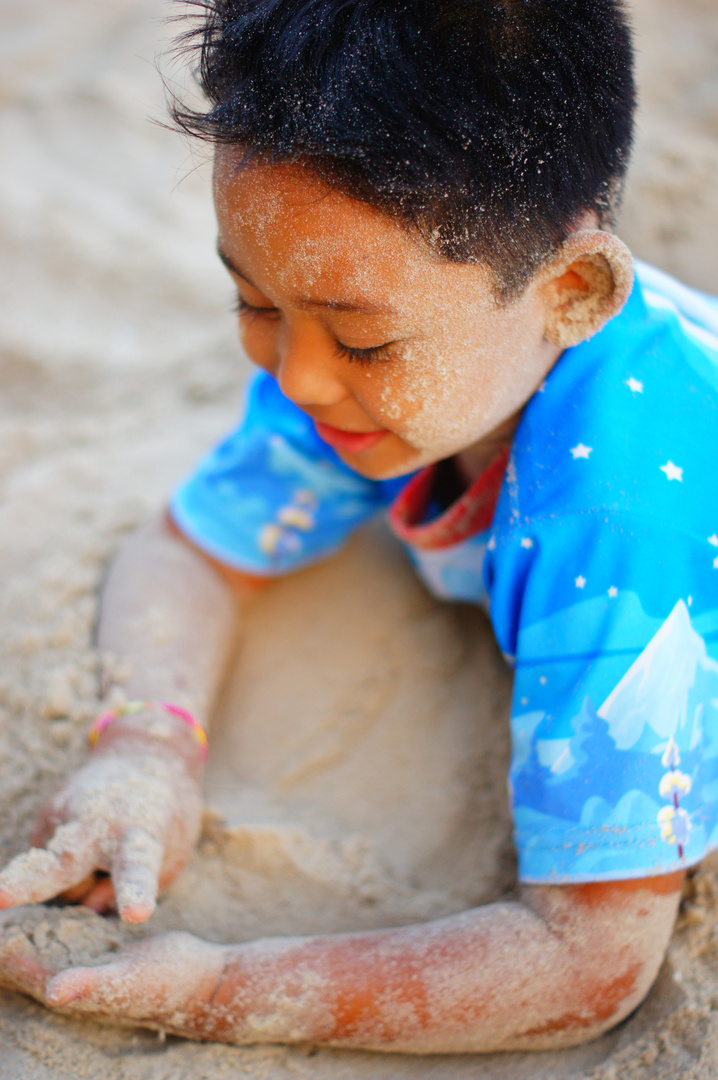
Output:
[171, 372, 393, 575]
[487, 511, 718, 883]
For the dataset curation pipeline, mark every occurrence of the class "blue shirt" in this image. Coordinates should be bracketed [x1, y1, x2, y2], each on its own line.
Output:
[173, 261, 718, 884]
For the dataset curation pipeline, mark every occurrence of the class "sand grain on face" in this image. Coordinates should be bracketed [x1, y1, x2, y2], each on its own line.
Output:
[215, 156, 563, 479]
[1, 0, 718, 1076]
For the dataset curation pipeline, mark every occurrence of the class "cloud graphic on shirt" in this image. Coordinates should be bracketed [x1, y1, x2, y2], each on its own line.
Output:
[512, 789, 693, 881]
[579, 788, 661, 830]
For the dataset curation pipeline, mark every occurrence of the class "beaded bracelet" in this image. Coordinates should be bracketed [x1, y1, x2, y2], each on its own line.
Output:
[88, 700, 209, 760]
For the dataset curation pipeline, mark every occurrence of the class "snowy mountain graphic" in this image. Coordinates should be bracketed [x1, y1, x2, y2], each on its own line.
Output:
[512, 600, 718, 879]
[597, 599, 718, 753]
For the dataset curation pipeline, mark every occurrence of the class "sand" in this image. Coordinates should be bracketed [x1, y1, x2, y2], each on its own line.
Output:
[1, 0, 717, 1075]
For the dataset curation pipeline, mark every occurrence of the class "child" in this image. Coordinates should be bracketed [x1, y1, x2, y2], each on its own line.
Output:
[1, 0, 717, 1053]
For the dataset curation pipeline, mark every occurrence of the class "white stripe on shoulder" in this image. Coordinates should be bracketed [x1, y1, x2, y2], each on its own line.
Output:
[636, 259, 718, 351]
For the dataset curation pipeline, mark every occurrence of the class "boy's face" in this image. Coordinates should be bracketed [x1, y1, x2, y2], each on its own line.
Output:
[214, 155, 562, 480]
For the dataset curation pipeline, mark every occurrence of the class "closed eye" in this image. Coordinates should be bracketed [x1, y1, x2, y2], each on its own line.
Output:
[334, 339, 392, 367]
[233, 296, 279, 321]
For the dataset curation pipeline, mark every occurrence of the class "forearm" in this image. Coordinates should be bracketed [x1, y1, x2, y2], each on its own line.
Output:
[0, 515, 264, 920]
[205, 881, 680, 1052]
[97, 512, 257, 727]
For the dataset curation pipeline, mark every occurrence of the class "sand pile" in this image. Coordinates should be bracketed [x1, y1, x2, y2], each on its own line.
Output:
[1, 0, 717, 1076]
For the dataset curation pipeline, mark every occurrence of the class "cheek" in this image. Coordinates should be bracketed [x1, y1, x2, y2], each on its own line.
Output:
[367, 301, 545, 459]
[369, 342, 500, 458]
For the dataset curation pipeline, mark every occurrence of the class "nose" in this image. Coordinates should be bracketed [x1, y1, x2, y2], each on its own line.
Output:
[275, 317, 348, 409]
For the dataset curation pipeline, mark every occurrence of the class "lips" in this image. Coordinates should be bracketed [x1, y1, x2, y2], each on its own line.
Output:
[314, 420, 387, 454]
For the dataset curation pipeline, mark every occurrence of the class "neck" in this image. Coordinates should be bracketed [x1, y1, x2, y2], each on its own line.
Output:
[456, 410, 522, 485]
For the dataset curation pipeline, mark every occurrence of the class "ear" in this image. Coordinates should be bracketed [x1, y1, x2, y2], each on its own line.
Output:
[540, 231, 634, 349]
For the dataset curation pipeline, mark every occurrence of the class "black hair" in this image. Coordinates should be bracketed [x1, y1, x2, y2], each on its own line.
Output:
[171, 0, 636, 300]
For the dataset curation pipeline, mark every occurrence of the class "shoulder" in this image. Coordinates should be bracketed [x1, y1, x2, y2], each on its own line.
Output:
[485, 267, 718, 686]
[502, 265, 718, 536]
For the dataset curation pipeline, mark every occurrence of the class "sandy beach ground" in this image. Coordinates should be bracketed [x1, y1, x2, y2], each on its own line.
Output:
[1, 1, 717, 1076]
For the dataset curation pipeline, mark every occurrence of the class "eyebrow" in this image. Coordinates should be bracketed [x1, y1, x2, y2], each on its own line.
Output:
[216, 244, 399, 316]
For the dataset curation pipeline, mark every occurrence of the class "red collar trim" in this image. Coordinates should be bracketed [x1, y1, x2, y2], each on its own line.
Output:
[388, 447, 509, 551]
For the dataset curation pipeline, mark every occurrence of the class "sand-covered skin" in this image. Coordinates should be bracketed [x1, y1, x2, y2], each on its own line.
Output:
[1, 0, 718, 1076]
[0, 906, 125, 975]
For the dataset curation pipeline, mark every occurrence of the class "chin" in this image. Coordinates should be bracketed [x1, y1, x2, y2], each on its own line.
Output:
[339, 443, 431, 481]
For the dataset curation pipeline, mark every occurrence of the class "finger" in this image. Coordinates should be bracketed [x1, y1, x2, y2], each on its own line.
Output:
[45, 932, 226, 1029]
[46, 964, 107, 1008]
[0, 823, 99, 908]
[111, 828, 164, 924]
[59, 872, 100, 904]
[47, 957, 157, 1015]
[45, 938, 178, 1011]
[81, 876, 116, 914]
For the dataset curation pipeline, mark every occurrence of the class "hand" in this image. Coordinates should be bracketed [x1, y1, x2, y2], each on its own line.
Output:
[0, 905, 122, 1004]
[0, 718, 204, 923]
[45, 931, 230, 1041]
[0, 909, 228, 1039]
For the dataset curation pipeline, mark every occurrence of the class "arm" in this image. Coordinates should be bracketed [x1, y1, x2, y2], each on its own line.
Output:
[0, 512, 266, 921]
[98, 510, 265, 715]
[40, 871, 683, 1052]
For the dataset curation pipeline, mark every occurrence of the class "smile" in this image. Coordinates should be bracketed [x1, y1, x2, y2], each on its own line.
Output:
[314, 421, 388, 454]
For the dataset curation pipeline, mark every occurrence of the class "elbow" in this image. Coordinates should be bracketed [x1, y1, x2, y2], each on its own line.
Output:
[508, 947, 665, 1051]
[505, 873, 682, 1051]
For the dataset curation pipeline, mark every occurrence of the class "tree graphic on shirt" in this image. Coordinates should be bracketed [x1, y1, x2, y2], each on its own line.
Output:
[657, 736, 691, 859]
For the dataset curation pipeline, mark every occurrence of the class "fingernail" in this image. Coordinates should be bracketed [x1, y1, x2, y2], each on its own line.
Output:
[120, 901, 155, 924]
[0, 890, 14, 909]
[46, 976, 76, 1007]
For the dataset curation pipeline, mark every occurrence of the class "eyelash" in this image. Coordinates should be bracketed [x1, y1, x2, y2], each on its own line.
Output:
[233, 296, 390, 366]
[333, 340, 389, 367]
[233, 296, 279, 321]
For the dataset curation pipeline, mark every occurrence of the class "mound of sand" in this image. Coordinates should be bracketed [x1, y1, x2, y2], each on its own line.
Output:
[1, 0, 717, 1076]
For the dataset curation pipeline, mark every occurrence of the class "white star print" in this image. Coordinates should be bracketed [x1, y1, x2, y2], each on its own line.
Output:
[520, 697, 529, 706]
[520, 537, 534, 549]
[575, 575, 587, 589]
[660, 461, 683, 482]
[713, 556, 718, 570]
[625, 376, 644, 394]
[570, 443, 593, 460]
[539, 676, 547, 685]
[688, 596, 693, 607]
[709, 535, 718, 547]
[608, 586, 618, 598]
[487, 536, 496, 550]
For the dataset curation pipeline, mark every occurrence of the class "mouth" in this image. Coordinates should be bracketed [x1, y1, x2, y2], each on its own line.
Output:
[314, 420, 388, 455]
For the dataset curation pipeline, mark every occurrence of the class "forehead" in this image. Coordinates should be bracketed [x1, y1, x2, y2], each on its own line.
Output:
[212, 151, 495, 305]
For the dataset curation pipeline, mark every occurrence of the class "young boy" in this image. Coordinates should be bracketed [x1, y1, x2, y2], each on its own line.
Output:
[1, 0, 718, 1053]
